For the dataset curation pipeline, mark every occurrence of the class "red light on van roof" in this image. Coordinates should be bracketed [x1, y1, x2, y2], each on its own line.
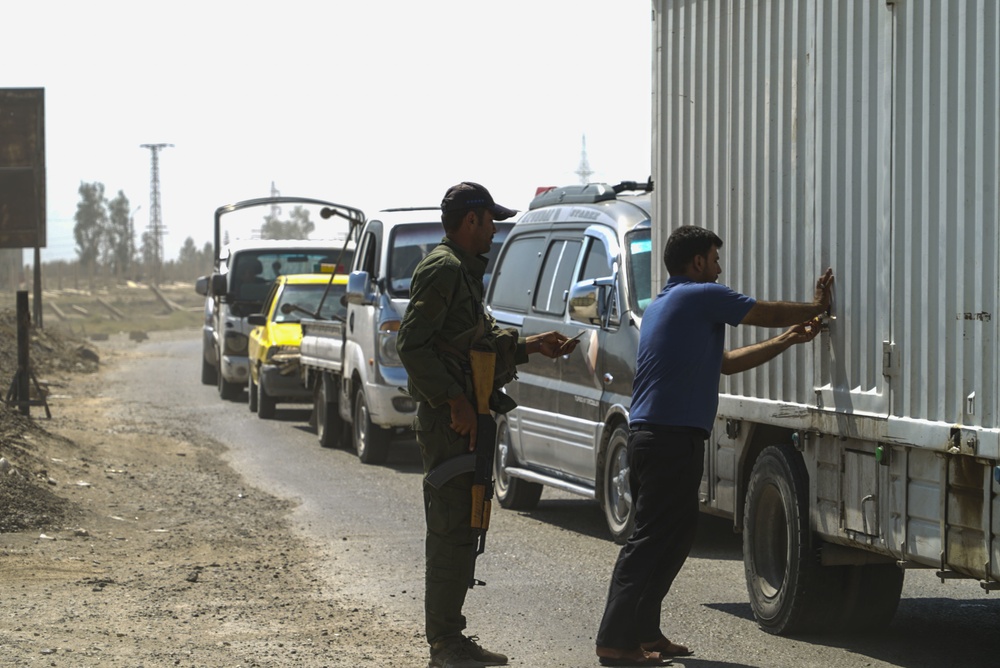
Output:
[535, 186, 556, 197]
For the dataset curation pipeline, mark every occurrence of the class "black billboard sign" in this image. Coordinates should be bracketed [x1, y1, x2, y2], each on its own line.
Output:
[0, 88, 46, 249]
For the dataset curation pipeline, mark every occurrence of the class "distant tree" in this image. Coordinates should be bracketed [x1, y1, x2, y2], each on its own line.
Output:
[177, 237, 202, 278]
[74, 182, 107, 271]
[106, 190, 133, 277]
[260, 205, 314, 240]
[140, 229, 157, 273]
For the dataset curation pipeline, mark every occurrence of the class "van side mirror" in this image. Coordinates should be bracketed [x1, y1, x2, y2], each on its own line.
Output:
[568, 275, 615, 327]
[346, 270, 376, 306]
[195, 276, 209, 296]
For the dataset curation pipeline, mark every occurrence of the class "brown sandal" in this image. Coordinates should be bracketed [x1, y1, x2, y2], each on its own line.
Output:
[640, 637, 694, 658]
[596, 646, 672, 666]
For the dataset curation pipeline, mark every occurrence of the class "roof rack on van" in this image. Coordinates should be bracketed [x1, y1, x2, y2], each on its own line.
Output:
[528, 178, 654, 210]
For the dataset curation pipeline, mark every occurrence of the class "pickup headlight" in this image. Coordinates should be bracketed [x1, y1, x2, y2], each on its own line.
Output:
[224, 332, 248, 356]
[377, 321, 402, 367]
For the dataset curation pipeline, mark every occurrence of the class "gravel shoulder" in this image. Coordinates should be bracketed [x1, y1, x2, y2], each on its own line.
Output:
[0, 330, 421, 667]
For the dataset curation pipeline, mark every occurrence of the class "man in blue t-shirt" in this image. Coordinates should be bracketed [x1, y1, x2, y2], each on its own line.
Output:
[595, 225, 834, 667]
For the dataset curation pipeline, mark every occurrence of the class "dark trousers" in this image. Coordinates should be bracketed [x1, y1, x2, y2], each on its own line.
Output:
[416, 402, 476, 646]
[596, 427, 706, 649]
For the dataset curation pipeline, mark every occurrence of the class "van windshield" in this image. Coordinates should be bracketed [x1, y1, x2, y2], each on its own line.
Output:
[625, 228, 652, 316]
[229, 248, 354, 306]
[387, 222, 513, 298]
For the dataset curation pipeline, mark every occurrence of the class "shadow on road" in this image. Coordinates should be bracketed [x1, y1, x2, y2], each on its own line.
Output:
[705, 595, 1000, 668]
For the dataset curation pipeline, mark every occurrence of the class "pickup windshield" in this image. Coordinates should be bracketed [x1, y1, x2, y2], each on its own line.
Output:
[386, 222, 513, 298]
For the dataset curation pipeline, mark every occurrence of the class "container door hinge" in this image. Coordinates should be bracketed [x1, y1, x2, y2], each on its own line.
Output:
[882, 341, 896, 377]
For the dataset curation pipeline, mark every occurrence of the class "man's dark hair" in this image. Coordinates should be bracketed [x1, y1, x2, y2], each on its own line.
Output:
[442, 207, 485, 234]
[664, 225, 724, 275]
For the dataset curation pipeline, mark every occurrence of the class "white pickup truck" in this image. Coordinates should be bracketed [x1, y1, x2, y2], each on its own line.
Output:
[299, 207, 512, 464]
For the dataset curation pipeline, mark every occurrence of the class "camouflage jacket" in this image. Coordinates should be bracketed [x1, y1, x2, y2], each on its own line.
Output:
[397, 237, 526, 413]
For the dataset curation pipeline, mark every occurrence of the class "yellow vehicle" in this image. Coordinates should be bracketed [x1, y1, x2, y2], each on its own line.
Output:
[247, 272, 348, 419]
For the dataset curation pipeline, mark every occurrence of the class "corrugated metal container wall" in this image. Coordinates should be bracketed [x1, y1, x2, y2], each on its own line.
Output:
[891, 0, 999, 429]
[652, 0, 999, 433]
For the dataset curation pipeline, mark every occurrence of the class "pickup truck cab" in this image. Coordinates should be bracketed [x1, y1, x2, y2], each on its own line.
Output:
[335, 208, 512, 464]
[247, 272, 348, 419]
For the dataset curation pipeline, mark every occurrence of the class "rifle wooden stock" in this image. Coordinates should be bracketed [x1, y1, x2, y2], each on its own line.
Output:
[468, 349, 496, 587]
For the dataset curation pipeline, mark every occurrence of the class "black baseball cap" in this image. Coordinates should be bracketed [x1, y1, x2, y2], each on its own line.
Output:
[441, 182, 518, 221]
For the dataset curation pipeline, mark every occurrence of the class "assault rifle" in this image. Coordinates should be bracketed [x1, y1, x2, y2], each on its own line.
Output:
[424, 349, 496, 588]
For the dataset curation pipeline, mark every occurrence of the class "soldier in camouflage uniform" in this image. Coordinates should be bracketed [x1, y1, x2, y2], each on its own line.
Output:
[397, 182, 577, 668]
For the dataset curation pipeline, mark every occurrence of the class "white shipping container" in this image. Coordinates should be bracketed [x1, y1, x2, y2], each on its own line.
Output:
[652, 0, 999, 634]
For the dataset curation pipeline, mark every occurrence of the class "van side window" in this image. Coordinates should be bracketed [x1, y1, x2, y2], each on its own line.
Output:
[533, 239, 582, 315]
[489, 235, 546, 313]
[580, 238, 612, 281]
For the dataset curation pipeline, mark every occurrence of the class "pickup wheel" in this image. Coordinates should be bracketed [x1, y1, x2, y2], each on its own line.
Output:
[257, 377, 276, 419]
[201, 357, 217, 385]
[316, 375, 344, 449]
[248, 373, 258, 413]
[744, 444, 843, 635]
[215, 355, 243, 401]
[353, 388, 389, 465]
[601, 424, 635, 544]
[494, 416, 542, 510]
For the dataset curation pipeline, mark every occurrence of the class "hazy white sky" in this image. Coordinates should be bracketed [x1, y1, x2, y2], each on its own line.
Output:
[6, 1, 653, 263]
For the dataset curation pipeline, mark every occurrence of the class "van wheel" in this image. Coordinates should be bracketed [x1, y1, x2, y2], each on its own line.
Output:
[494, 416, 542, 510]
[316, 376, 344, 448]
[248, 374, 258, 413]
[257, 379, 276, 419]
[353, 388, 389, 464]
[744, 444, 841, 635]
[602, 424, 635, 544]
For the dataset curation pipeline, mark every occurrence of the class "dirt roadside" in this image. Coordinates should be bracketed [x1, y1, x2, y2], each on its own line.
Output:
[0, 327, 424, 667]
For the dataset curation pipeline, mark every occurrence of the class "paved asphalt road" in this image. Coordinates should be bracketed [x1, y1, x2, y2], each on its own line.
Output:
[106, 332, 1000, 667]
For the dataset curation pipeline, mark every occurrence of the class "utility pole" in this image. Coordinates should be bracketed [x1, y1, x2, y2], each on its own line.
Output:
[575, 134, 594, 185]
[140, 143, 173, 284]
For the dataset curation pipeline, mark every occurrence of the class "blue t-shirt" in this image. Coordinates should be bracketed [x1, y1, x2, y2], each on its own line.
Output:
[629, 277, 756, 433]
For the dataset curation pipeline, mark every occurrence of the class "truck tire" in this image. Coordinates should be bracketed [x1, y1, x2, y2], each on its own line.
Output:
[602, 424, 635, 545]
[743, 444, 839, 635]
[201, 357, 217, 386]
[494, 416, 542, 510]
[257, 379, 276, 419]
[316, 375, 344, 449]
[353, 388, 389, 464]
[248, 374, 258, 413]
[838, 562, 904, 631]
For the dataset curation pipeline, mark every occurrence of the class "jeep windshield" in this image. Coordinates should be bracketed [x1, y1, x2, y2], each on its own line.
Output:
[386, 222, 513, 298]
[273, 282, 348, 323]
[625, 227, 652, 316]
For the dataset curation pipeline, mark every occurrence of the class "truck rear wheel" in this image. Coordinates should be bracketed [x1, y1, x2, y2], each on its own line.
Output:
[744, 444, 839, 635]
[602, 424, 635, 545]
[494, 416, 542, 510]
[353, 388, 389, 464]
[316, 375, 344, 449]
